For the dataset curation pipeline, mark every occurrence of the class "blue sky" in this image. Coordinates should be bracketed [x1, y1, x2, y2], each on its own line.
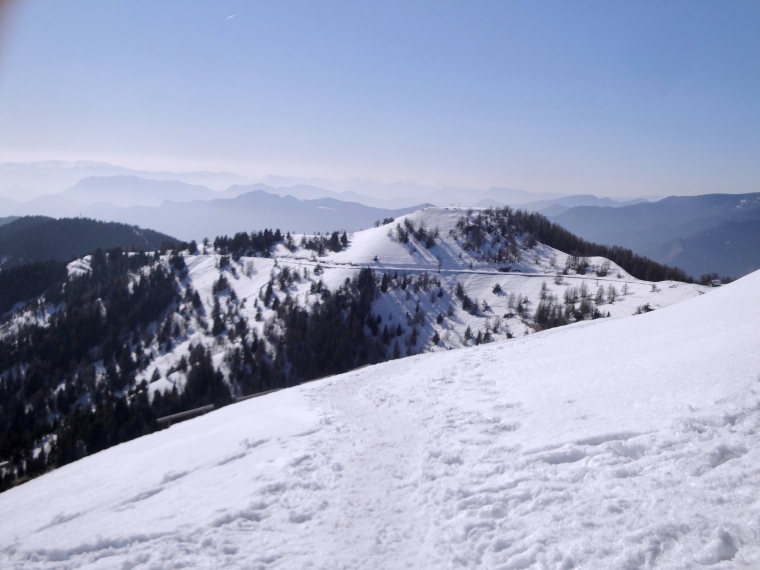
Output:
[0, 0, 758, 196]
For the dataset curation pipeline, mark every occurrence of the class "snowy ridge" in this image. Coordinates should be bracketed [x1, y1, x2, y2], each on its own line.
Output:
[134, 207, 704, 394]
[0, 207, 706, 445]
[0, 206, 704, 471]
[1, 263, 758, 568]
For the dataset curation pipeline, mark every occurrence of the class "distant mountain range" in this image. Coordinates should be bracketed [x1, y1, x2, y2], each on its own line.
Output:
[5, 162, 759, 278]
[60, 176, 405, 208]
[60, 176, 223, 207]
[221, 183, 413, 209]
[1, 161, 656, 210]
[477, 194, 648, 214]
[550, 193, 760, 278]
[87, 191, 430, 240]
[0, 179, 431, 240]
[0, 160, 253, 193]
[0, 168, 653, 241]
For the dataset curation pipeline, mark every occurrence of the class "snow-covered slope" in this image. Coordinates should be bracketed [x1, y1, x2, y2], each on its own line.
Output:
[133, 207, 704, 391]
[271, 207, 703, 337]
[1, 266, 758, 568]
[2, 206, 704, 416]
[0, 206, 703, 477]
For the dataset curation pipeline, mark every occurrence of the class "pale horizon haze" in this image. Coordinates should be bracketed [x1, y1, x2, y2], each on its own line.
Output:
[0, 1, 759, 198]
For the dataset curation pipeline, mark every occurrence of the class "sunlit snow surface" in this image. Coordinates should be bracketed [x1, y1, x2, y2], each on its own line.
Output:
[1, 265, 759, 568]
[137, 207, 705, 391]
[20, 207, 703, 397]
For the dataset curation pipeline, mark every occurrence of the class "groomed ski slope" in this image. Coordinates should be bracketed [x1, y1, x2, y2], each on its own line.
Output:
[2, 270, 759, 569]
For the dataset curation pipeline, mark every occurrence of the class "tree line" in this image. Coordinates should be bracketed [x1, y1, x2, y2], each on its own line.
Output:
[451, 207, 694, 282]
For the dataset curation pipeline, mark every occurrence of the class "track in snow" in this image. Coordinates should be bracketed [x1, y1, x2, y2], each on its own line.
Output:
[2, 270, 759, 569]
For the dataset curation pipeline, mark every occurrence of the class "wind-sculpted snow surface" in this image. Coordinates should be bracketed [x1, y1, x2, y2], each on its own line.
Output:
[2, 268, 759, 568]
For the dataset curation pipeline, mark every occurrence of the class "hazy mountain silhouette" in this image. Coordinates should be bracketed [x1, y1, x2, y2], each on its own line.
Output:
[60, 176, 222, 207]
[552, 193, 760, 277]
[87, 190, 430, 241]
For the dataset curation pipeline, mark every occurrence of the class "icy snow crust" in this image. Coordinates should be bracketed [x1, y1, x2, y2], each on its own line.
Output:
[2, 265, 759, 567]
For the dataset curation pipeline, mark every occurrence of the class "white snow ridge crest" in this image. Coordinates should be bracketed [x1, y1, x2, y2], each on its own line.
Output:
[2, 210, 760, 568]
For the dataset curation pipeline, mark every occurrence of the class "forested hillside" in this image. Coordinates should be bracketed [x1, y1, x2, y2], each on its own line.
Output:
[0, 216, 177, 269]
[551, 193, 760, 277]
[0, 246, 392, 490]
[447, 206, 692, 282]
[642, 218, 760, 279]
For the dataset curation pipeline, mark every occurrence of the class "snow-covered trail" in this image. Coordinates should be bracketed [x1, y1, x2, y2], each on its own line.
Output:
[2, 272, 760, 569]
[278, 255, 654, 285]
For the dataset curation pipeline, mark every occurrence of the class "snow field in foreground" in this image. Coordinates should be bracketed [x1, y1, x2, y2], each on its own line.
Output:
[1, 267, 759, 568]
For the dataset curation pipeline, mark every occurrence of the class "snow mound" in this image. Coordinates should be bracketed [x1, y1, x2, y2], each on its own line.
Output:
[277, 206, 634, 276]
[66, 256, 91, 278]
[1, 266, 759, 568]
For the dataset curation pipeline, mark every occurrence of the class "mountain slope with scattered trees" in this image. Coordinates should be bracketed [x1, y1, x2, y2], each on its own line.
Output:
[2, 251, 758, 570]
[462, 206, 693, 282]
[0, 207, 710, 491]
